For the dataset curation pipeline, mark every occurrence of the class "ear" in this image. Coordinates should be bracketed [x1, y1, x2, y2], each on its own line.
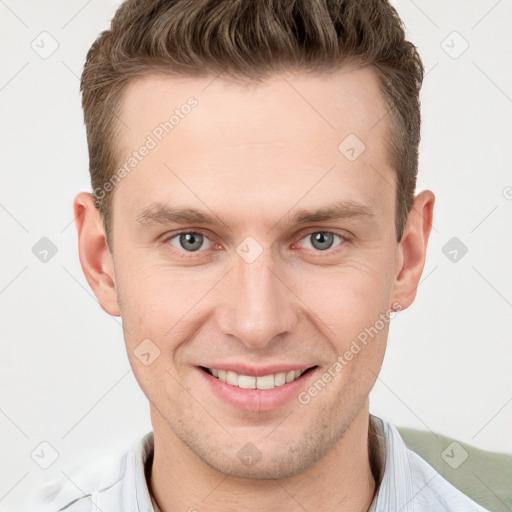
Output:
[73, 192, 120, 316]
[391, 190, 435, 310]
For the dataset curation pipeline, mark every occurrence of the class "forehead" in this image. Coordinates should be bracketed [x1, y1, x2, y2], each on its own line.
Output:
[112, 67, 394, 227]
[118, 66, 389, 149]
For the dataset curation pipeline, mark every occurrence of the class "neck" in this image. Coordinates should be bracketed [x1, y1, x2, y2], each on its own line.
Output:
[149, 402, 377, 512]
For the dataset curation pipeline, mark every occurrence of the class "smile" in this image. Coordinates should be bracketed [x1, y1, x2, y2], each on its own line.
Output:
[200, 366, 317, 390]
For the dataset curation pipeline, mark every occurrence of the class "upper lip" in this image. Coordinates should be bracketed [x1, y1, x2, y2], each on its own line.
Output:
[199, 363, 317, 377]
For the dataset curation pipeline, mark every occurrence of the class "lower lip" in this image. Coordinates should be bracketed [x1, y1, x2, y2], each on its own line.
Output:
[196, 366, 319, 412]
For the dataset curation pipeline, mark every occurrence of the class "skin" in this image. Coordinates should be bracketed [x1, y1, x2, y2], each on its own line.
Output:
[74, 66, 434, 512]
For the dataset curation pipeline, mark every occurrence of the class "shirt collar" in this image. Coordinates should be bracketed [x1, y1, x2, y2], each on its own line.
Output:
[131, 414, 412, 512]
[368, 414, 415, 511]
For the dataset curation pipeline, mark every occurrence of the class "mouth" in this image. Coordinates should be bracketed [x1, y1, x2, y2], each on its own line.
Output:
[199, 365, 318, 390]
[197, 364, 321, 412]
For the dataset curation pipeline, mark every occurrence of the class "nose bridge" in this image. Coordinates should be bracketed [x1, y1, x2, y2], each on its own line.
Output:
[217, 247, 296, 349]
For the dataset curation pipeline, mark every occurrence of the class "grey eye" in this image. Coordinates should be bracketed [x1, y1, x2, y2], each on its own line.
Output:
[169, 232, 211, 252]
[300, 232, 343, 251]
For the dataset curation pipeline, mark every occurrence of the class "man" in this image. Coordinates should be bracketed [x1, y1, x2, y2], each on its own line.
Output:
[24, 0, 491, 510]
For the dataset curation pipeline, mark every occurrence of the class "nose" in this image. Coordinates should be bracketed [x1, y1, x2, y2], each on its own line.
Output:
[216, 247, 298, 350]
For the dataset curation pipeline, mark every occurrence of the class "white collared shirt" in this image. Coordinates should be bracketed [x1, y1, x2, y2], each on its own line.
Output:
[21, 415, 490, 512]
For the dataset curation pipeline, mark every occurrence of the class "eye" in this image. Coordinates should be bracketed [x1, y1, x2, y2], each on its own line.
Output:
[297, 231, 345, 252]
[167, 231, 213, 252]
[163, 229, 347, 257]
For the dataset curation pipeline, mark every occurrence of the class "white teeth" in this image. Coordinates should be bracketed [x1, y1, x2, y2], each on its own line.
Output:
[207, 367, 309, 389]
[274, 372, 286, 386]
[226, 371, 238, 386]
[256, 374, 274, 389]
[238, 375, 256, 389]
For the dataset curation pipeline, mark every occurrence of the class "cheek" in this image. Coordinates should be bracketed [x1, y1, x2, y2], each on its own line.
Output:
[294, 255, 394, 327]
[114, 258, 167, 339]
[115, 257, 216, 347]
[114, 263, 186, 396]
[328, 315, 390, 408]
[289, 252, 395, 389]
[114, 236, 396, 349]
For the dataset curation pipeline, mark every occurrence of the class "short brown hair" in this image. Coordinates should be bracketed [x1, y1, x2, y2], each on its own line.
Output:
[81, 0, 424, 244]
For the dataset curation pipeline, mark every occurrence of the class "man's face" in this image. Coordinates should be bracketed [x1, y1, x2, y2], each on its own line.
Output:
[106, 67, 404, 478]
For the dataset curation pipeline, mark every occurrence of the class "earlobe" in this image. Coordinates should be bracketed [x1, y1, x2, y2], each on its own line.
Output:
[73, 192, 121, 316]
[391, 190, 435, 311]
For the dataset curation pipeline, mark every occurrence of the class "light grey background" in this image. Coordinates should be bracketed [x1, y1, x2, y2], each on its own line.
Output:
[1, 0, 511, 508]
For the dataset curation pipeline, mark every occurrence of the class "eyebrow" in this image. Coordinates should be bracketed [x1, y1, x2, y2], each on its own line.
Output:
[135, 200, 375, 230]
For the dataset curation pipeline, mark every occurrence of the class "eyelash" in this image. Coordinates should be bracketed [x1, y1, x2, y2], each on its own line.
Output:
[161, 229, 351, 258]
